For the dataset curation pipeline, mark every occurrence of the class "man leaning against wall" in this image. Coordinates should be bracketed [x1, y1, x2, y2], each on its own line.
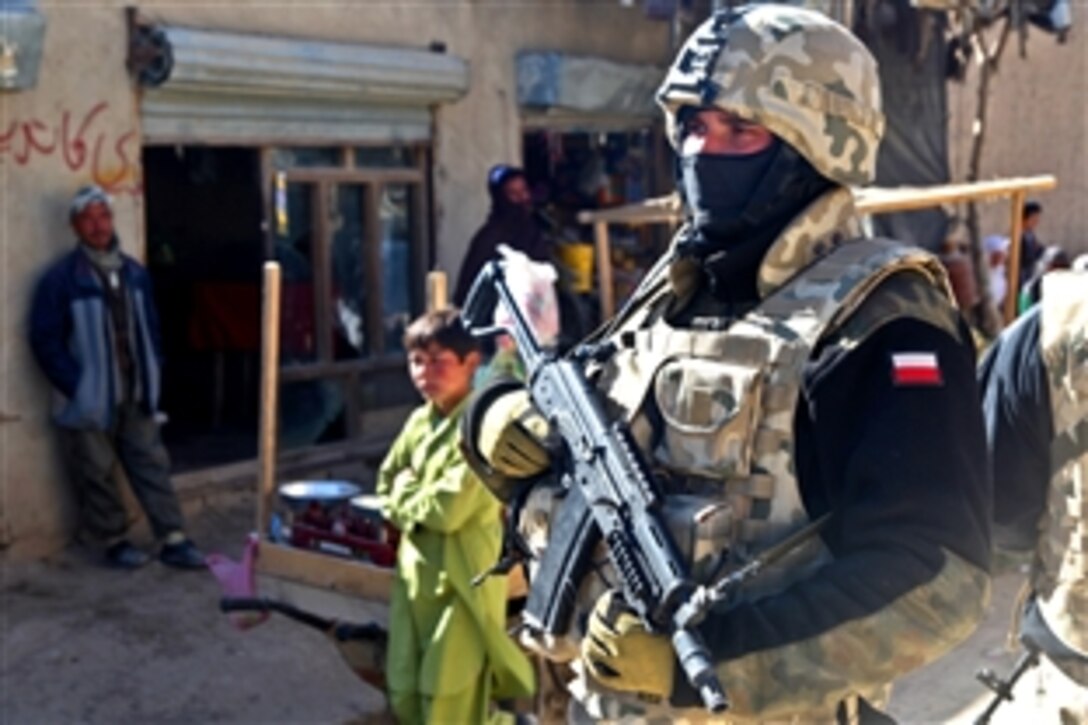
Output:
[27, 185, 205, 571]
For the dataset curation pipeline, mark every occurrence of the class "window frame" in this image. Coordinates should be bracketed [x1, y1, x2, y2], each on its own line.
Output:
[260, 144, 432, 439]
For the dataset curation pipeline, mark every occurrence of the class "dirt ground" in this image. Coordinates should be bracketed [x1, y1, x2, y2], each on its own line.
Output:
[0, 494, 1078, 724]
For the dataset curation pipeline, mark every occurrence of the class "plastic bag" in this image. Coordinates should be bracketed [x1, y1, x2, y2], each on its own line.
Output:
[494, 244, 560, 349]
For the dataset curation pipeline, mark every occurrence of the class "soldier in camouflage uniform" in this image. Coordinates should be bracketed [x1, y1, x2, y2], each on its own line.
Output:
[980, 271, 1088, 722]
[463, 5, 991, 722]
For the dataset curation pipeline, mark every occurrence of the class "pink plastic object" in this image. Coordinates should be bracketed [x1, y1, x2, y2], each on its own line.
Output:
[206, 533, 268, 630]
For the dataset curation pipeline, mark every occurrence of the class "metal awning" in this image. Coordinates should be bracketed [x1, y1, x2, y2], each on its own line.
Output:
[517, 50, 664, 124]
[135, 25, 469, 145]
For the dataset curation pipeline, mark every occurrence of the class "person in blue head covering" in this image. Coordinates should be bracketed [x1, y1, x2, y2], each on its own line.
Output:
[453, 164, 552, 304]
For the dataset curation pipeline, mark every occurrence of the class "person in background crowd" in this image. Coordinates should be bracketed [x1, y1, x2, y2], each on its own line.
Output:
[454, 165, 552, 306]
[984, 234, 1010, 308]
[377, 308, 534, 724]
[978, 270, 1088, 721]
[462, 5, 990, 720]
[28, 185, 205, 570]
[1018, 200, 1045, 292]
[1021, 245, 1071, 312]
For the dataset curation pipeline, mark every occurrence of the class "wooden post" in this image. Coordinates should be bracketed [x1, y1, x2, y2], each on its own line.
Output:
[594, 220, 614, 319]
[427, 270, 448, 311]
[1003, 190, 1027, 324]
[257, 262, 282, 535]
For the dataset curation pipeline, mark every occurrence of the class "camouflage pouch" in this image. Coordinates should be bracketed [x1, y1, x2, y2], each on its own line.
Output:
[653, 357, 764, 479]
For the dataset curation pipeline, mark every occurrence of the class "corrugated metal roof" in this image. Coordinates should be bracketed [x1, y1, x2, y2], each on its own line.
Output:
[140, 25, 469, 144]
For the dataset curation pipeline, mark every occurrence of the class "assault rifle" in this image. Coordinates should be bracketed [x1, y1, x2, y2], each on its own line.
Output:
[463, 260, 729, 712]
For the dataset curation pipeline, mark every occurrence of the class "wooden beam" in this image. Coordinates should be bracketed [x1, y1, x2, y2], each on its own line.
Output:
[594, 220, 615, 319]
[1003, 190, 1028, 323]
[364, 184, 384, 355]
[257, 262, 282, 537]
[279, 355, 405, 383]
[574, 176, 1057, 227]
[854, 175, 1056, 214]
[427, 270, 448, 311]
[574, 176, 1056, 323]
[283, 168, 423, 185]
[578, 193, 683, 226]
[174, 436, 398, 498]
[256, 541, 394, 602]
[312, 183, 333, 362]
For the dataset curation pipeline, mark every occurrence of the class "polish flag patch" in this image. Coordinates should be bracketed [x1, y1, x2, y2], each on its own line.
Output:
[891, 352, 943, 386]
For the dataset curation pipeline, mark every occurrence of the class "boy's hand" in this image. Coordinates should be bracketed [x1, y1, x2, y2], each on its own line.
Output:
[393, 468, 416, 492]
[380, 468, 417, 522]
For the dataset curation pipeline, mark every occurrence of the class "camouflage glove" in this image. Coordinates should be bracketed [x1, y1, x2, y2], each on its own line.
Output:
[463, 379, 552, 489]
[582, 590, 675, 700]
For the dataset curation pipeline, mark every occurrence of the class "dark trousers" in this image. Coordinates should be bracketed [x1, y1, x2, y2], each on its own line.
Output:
[60, 401, 185, 544]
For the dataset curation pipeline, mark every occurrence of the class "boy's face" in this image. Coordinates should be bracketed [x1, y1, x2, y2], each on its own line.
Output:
[408, 342, 480, 414]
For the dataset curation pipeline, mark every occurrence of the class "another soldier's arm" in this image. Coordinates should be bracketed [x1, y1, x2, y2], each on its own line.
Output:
[978, 306, 1052, 548]
[672, 318, 991, 717]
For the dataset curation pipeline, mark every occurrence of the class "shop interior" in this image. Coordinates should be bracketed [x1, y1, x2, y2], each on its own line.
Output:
[144, 146, 266, 471]
[145, 146, 422, 473]
[521, 125, 671, 330]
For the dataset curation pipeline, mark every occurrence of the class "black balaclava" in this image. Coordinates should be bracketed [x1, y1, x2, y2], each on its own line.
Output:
[674, 109, 834, 302]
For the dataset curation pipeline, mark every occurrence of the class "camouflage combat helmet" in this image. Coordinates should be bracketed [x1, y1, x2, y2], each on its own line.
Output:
[656, 4, 884, 186]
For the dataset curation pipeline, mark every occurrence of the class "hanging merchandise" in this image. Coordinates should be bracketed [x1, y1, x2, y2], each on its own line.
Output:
[275, 171, 289, 237]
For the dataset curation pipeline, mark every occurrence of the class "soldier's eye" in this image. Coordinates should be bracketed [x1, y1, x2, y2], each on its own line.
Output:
[684, 119, 707, 137]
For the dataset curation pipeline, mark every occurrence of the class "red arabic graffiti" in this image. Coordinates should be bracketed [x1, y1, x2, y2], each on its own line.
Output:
[0, 102, 141, 196]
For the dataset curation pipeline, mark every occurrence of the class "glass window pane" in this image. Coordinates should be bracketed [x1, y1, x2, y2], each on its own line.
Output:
[380, 184, 415, 352]
[272, 147, 343, 169]
[279, 379, 345, 450]
[353, 146, 415, 168]
[331, 184, 369, 360]
[274, 182, 317, 364]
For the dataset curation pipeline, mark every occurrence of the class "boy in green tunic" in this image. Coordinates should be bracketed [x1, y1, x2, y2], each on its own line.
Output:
[378, 309, 534, 724]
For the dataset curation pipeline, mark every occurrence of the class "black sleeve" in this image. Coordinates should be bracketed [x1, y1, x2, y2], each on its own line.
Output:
[454, 224, 500, 306]
[977, 306, 1051, 549]
[672, 318, 991, 709]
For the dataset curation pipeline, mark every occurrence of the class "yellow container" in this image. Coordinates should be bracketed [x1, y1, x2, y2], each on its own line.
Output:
[557, 242, 595, 293]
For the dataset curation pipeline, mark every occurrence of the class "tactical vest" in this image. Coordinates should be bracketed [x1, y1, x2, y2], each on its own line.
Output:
[515, 234, 955, 653]
[550, 235, 957, 722]
[591, 237, 955, 600]
[1034, 271, 1088, 666]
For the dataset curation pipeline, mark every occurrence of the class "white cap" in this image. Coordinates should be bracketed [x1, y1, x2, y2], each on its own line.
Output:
[983, 235, 1009, 253]
[69, 185, 112, 219]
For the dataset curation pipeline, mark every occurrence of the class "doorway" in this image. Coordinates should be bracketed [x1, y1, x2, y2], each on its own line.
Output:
[144, 146, 265, 471]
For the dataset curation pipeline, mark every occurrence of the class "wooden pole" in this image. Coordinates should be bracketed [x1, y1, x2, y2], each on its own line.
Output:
[256, 262, 282, 535]
[594, 221, 615, 319]
[427, 270, 448, 311]
[1004, 190, 1027, 323]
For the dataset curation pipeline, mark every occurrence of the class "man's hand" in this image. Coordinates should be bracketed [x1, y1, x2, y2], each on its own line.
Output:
[581, 590, 676, 700]
[469, 383, 551, 481]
